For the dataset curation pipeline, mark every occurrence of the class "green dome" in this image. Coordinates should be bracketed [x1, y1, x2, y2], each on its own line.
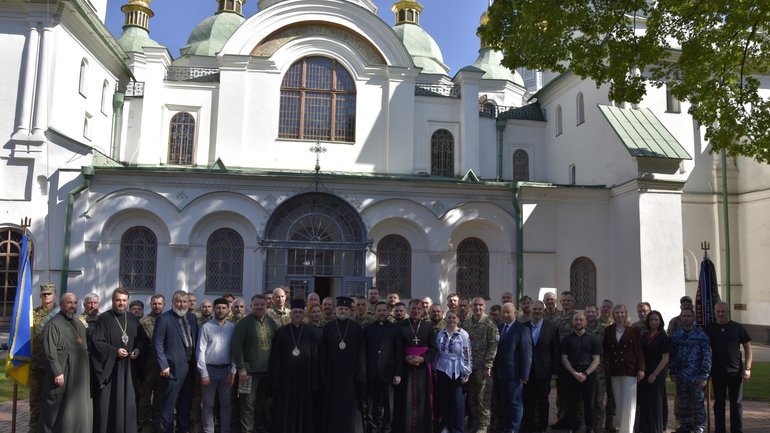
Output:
[393, 23, 449, 75]
[471, 48, 524, 85]
[117, 26, 162, 53]
[180, 12, 244, 57]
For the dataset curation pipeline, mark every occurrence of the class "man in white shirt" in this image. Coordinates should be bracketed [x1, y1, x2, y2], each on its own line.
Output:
[197, 298, 236, 433]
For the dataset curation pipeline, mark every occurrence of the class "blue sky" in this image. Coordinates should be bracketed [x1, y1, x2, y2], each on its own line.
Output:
[104, 0, 490, 74]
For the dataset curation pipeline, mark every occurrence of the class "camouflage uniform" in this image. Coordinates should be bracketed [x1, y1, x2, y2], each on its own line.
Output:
[544, 307, 561, 322]
[597, 316, 616, 429]
[139, 313, 162, 431]
[587, 319, 610, 432]
[632, 319, 648, 333]
[353, 312, 372, 327]
[462, 314, 499, 433]
[670, 327, 712, 433]
[554, 310, 577, 425]
[196, 313, 213, 327]
[267, 306, 291, 327]
[29, 304, 57, 433]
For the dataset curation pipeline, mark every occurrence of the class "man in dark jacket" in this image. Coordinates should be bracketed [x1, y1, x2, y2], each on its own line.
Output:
[522, 300, 560, 433]
[493, 302, 533, 433]
[363, 301, 403, 433]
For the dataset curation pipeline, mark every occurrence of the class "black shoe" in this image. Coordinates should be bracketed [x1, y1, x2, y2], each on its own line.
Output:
[551, 421, 570, 429]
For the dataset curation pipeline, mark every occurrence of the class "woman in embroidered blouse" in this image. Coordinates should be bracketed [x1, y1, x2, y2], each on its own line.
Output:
[434, 311, 472, 433]
[603, 304, 646, 433]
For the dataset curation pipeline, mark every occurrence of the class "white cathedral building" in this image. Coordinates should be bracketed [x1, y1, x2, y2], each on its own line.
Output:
[1, 0, 768, 340]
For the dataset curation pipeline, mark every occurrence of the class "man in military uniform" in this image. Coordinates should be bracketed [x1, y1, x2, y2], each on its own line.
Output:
[668, 296, 693, 336]
[458, 297, 471, 322]
[78, 292, 100, 331]
[550, 290, 578, 430]
[197, 299, 213, 326]
[463, 297, 499, 433]
[633, 301, 651, 332]
[543, 291, 560, 321]
[267, 287, 290, 327]
[139, 294, 165, 432]
[586, 304, 610, 433]
[29, 282, 58, 433]
[130, 300, 145, 318]
[598, 299, 617, 431]
[321, 296, 335, 323]
[428, 304, 446, 337]
[517, 296, 532, 323]
[367, 287, 380, 316]
[670, 308, 712, 433]
[353, 295, 372, 326]
[188, 293, 201, 322]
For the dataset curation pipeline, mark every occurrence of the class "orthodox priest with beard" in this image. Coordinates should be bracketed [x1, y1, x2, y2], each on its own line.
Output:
[394, 298, 436, 433]
[91, 288, 148, 433]
[269, 299, 321, 433]
[321, 296, 366, 433]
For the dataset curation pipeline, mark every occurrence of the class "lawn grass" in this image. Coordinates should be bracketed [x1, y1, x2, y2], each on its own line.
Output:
[0, 362, 30, 403]
[664, 362, 769, 402]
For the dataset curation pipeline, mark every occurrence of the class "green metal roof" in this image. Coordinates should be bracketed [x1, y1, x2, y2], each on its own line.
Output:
[598, 105, 692, 160]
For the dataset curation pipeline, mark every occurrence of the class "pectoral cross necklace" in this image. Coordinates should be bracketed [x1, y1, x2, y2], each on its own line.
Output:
[410, 319, 422, 345]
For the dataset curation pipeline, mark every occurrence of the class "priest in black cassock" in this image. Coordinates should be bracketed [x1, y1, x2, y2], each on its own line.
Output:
[393, 298, 436, 433]
[269, 298, 321, 433]
[91, 288, 148, 433]
[321, 296, 366, 433]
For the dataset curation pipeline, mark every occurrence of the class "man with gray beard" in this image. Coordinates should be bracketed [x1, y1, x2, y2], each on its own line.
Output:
[41, 293, 92, 433]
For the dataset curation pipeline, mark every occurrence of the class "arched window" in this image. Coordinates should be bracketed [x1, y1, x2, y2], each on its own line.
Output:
[101, 80, 110, 114]
[168, 112, 195, 165]
[79, 59, 88, 96]
[0, 227, 29, 321]
[512, 149, 529, 181]
[376, 235, 412, 298]
[431, 129, 454, 177]
[279, 56, 356, 142]
[555, 105, 563, 136]
[120, 226, 157, 292]
[206, 228, 244, 294]
[576, 92, 585, 125]
[457, 237, 489, 299]
[570, 256, 597, 308]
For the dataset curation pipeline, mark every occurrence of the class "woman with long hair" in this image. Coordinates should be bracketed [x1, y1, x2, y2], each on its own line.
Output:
[433, 311, 472, 433]
[639, 310, 669, 433]
[603, 304, 645, 433]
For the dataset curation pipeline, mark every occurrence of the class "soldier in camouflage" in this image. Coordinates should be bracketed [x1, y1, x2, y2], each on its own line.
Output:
[353, 296, 373, 326]
[139, 294, 165, 432]
[366, 287, 380, 316]
[267, 287, 291, 327]
[29, 282, 58, 433]
[429, 303, 446, 337]
[670, 308, 711, 433]
[632, 301, 651, 332]
[197, 299, 213, 327]
[543, 291, 560, 322]
[462, 297, 499, 433]
[229, 298, 247, 324]
[551, 291, 577, 430]
[586, 304, 610, 432]
[78, 292, 100, 331]
[598, 299, 617, 431]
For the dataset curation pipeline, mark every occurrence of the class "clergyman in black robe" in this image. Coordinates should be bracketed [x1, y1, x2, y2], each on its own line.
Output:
[91, 288, 148, 433]
[321, 296, 366, 433]
[268, 299, 321, 433]
[393, 299, 436, 433]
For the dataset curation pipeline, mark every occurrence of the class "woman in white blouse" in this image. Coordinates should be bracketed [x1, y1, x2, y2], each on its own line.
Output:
[433, 311, 472, 433]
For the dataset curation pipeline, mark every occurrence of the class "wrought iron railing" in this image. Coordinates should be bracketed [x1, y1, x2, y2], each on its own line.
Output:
[165, 66, 220, 82]
[414, 83, 461, 98]
[123, 81, 145, 97]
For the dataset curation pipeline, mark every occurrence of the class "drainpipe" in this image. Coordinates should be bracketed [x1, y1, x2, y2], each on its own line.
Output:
[111, 92, 125, 160]
[721, 149, 731, 314]
[60, 166, 94, 292]
[512, 182, 524, 301]
[496, 118, 506, 181]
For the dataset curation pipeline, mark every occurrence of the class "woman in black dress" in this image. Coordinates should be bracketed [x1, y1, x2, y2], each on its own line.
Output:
[639, 310, 670, 433]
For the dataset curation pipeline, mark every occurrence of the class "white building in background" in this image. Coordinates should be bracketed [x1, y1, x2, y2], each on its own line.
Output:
[1, 0, 768, 341]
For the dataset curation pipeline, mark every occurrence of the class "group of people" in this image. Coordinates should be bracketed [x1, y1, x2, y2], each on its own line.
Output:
[27, 283, 752, 433]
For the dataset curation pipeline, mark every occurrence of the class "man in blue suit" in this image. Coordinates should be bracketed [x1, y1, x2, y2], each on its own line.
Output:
[493, 302, 533, 433]
[154, 290, 199, 433]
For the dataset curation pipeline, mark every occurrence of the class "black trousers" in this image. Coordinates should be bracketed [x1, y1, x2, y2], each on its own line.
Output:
[566, 372, 596, 431]
[523, 377, 552, 432]
[365, 379, 395, 433]
[712, 373, 744, 433]
[435, 371, 465, 433]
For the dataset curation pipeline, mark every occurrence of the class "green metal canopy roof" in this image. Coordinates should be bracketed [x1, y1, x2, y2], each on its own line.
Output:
[598, 105, 692, 159]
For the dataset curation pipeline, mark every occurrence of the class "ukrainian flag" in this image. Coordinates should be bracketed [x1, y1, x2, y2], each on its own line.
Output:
[5, 233, 33, 386]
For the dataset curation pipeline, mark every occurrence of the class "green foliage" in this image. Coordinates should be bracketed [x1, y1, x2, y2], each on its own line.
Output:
[479, 0, 770, 163]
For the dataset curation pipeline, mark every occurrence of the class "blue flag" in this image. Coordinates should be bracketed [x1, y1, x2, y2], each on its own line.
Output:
[5, 233, 33, 386]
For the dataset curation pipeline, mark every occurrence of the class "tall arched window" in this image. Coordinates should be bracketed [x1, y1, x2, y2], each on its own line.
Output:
[431, 129, 454, 177]
[101, 80, 110, 114]
[168, 112, 195, 165]
[570, 256, 596, 308]
[120, 226, 157, 292]
[79, 59, 88, 96]
[0, 227, 29, 321]
[206, 228, 244, 294]
[376, 234, 412, 298]
[576, 92, 585, 125]
[279, 56, 356, 142]
[457, 237, 489, 299]
[555, 105, 563, 136]
[512, 149, 529, 181]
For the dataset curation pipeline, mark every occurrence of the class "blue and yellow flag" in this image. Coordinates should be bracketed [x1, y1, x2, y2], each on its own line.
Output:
[5, 233, 33, 386]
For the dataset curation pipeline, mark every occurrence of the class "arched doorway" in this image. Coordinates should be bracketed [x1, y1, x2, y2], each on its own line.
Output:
[262, 192, 371, 299]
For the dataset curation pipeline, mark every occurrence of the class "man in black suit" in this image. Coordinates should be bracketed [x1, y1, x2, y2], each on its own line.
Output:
[522, 300, 560, 433]
[154, 289, 199, 433]
[493, 302, 533, 433]
[363, 301, 404, 433]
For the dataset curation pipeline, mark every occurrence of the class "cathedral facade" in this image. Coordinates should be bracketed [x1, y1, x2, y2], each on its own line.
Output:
[1, 0, 768, 340]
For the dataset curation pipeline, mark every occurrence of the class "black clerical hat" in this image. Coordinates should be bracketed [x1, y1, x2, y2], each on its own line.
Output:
[336, 296, 354, 308]
[213, 298, 228, 307]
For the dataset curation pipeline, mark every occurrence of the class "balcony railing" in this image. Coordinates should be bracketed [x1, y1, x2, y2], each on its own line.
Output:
[165, 67, 220, 82]
[415, 84, 461, 98]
